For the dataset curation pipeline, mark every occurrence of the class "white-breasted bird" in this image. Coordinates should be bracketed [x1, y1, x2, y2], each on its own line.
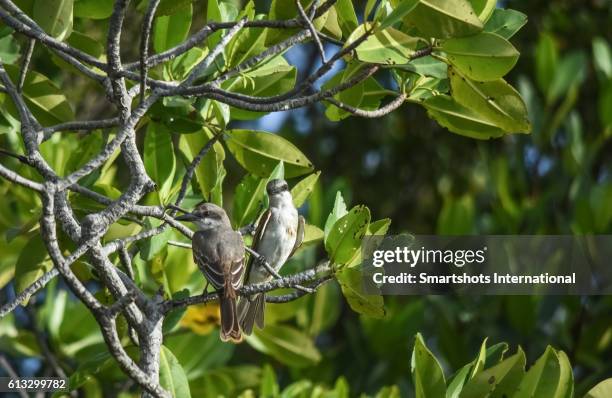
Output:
[176, 203, 245, 343]
[238, 179, 304, 335]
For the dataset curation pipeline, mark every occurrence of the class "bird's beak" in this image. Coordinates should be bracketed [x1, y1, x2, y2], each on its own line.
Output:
[175, 213, 198, 222]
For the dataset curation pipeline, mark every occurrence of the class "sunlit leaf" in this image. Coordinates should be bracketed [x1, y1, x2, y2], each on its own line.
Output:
[225, 129, 313, 178]
[33, 0, 73, 40]
[247, 324, 322, 367]
[159, 345, 192, 398]
[411, 333, 446, 398]
[443, 32, 519, 81]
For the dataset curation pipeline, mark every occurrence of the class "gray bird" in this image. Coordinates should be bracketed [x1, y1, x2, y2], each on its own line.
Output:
[238, 179, 304, 335]
[176, 203, 245, 343]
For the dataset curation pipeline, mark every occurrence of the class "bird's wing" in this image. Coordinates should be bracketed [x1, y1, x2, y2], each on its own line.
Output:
[244, 209, 271, 283]
[193, 232, 225, 289]
[229, 231, 246, 290]
[289, 215, 305, 258]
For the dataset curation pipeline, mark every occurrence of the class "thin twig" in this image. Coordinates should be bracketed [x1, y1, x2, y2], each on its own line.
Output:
[296, 0, 326, 63]
[17, 38, 35, 92]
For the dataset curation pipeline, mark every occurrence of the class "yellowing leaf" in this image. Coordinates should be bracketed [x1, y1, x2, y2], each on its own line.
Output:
[180, 304, 220, 335]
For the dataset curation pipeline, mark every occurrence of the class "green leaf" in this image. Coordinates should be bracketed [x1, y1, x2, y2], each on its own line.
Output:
[260, 364, 279, 398]
[443, 32, 519, 81]
[585, 379, 612, 398]
[437, 195, 475, 234]
[592, 37, 612, 80]
[555, 351, 574, 398]
[398, 0, 483, 39]
[484, 9, 527, 39]
[547, 51, 587, 104]
[0, 34, 21, 65]
[411, 333, 446, 398]
[1, 65, 75, 125]
[225, 129, 313, 178]
[334, 0, 359, 38]
[232, 174, 267, 228]
[459, 348, 525, 398]
[180, 128, 225, 200]
[322, 63, 364, 121]
[379, 0, 418, 30]
[170, 47, 207, 81]
[154, 4, 192, 53]
[324, 191, 348, 240]
[423, 95, 507, 139]
[376, 386, 402, 398]
[325, 205, 370, 266]
[156, 0, 191, 16]
[144, 122, 176, 204]
[247, 324, 321, 368]
[467, 0, 496, 22]
[401, 56, 448, 78]
[535, 33, 558, 96]
[336, 266, 385, 318]
[368, 218, 391, 235]
[449, 67, 531, 133]
[74, 0, 113, 19]
[14, 234, 51, 298]
[302, 224, 324, 247]
[348, 23, 421, 65]
[159, 345, 192, 398]
[225, 56, 297, 120]
[291, 171, 320, 208]
[33, 0, 73, 40]
[139, 219, 171, 261]
[512, 346, 561, 398]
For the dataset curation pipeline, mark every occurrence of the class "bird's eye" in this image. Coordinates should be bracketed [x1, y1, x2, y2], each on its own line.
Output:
[203, 210, 209, 217]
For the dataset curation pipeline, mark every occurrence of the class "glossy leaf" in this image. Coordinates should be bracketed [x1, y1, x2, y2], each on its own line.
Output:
[324, 191, 348, 240]
[325, 205, 370, 266]
[399, 0, 483, 39]
[154, 4, 192, 53]
[33, 0, 73, 40]
[368, 218, 391, 236]
[74, 0, 113, 19]
[443, 32, 519, 81]
[335, 0, 359, 38]
[248, 324, 321, 368]
[411, 333, 446, 398]
[348, 23, 421, 65]
[512, 346, 561, 398]
[144, 122, 176, 204]
[459, 348, 526, 398]
[484, 9, 528, 39]
[180, 128, 225, 201]
[585, 379, 612, 398]
[291, 171, 320, 208]
[232, 174, 267, 228]
[449, 67, 531, 133]
[159, 345, 192, 398]
[468, 0, 496, 22]
[225, 129, 313, 178]
[423, 95, 506, 139]
[2, 65, 74, 125]
[336, 267, 385, 318]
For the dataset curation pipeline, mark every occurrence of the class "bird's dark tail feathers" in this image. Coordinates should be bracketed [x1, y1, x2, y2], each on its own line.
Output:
[219, 284, 242, 343]
[237, 293, 265, 336]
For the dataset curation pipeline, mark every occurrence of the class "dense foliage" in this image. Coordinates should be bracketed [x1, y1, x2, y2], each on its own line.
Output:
[0, 0, 610, 397]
